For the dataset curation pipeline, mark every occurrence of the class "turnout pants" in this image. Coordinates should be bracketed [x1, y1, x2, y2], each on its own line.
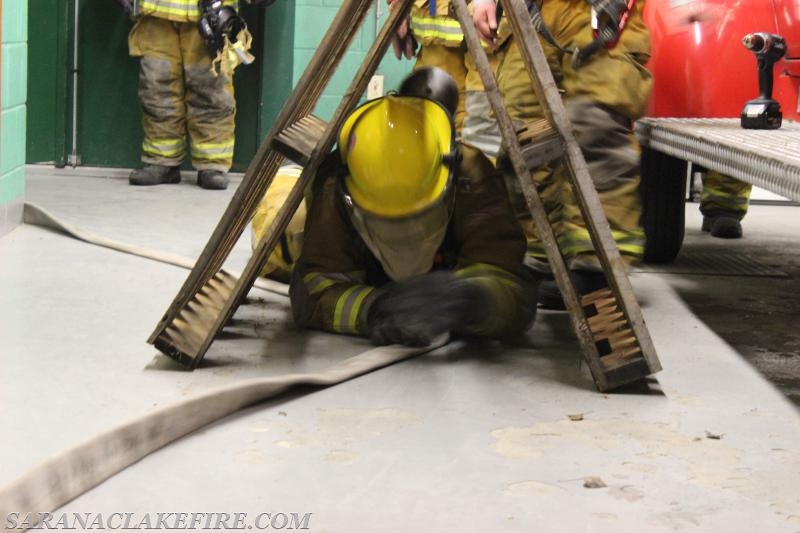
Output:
[700, 170, 752, 220]
[496, 0, 652, 270]
[129, 16, 236, 171]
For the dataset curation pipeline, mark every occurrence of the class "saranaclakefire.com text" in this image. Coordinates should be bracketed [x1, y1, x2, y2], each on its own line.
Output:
[5, 512, 313, 530]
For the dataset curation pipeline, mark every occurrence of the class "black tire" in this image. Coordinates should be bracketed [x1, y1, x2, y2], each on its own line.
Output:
[640, 146, 688, 263]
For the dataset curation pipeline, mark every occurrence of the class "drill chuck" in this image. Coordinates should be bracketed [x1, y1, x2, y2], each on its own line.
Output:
[742, 33, 767, 53]
[741, 32, 787, 59]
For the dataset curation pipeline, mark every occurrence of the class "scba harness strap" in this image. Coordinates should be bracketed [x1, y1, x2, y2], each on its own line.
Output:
[498, 0, 635, 68]
[575, 0, 636, 66]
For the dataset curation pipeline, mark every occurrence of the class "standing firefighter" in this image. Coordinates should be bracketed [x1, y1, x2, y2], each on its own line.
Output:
[390, 0, 504, 159]
[474, 0, 652, 307]
[289, 69, 538, 346]
[699, 171, 750, 238]
[123, 0, 268, 190]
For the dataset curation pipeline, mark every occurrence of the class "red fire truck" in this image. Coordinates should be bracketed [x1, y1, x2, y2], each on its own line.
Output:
[639, 0, 800, 262]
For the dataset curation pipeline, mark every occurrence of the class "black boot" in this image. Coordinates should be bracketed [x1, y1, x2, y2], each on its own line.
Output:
[129, 164, 181, 186]
[702, 215, 743, 239]
[197, 170, 229, 190]
[537, 270, 608, 310]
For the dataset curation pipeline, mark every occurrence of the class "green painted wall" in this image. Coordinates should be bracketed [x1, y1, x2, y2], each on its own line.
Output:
[293, 1, 413, 121]
[25, 0, 68, 166]
[74, 0, 144, 169]
[1, 0, 28, 236]
[24, 1, 413, 172]
[26, 1, 272, 171]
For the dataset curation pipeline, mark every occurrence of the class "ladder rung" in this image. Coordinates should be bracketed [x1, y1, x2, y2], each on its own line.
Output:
[271, 115, 329, 166]
[603, 329, 639, 349]
[587, 310, 625, 330]
[581, 288, 614, 306]
[516, 119, 553, 143]
[517, 119, 564, 169]
[153, 270, 238, 368]
[602, 345, 643, 367]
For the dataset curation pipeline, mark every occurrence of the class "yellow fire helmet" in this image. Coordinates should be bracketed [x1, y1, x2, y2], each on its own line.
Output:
[338, 95, 457, 218]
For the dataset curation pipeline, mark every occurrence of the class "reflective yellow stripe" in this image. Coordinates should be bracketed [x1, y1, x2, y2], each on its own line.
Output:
[456, 262, 520, 289]
[525, 249, 548, 261]
[703, 184, 750, 203]
[526, 240, 547, 255]
[138, 0, 239, 21]
[332, 286, 374, 333]
[139, 0, 199, 19]
[303, 273, 337, 295]
[410, 16, 464, 42]
[348, 287, 373, 331]
[142, 138, 184, 157]
[558, 230, 645, 256]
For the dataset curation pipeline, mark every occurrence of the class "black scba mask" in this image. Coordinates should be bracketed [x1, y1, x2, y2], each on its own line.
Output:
[197, 0, 247, 57]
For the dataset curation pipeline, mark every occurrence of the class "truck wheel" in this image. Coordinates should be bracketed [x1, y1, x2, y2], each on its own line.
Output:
[640, 147, 688, 263]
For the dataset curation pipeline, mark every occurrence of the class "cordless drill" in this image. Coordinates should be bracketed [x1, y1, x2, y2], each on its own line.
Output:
[740, 32, 787, 129]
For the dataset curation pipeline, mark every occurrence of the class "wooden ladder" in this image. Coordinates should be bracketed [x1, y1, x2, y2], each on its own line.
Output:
[147, 0, 410, 368]
[148, 0, 661, 391]
[450, 0, 661, 390]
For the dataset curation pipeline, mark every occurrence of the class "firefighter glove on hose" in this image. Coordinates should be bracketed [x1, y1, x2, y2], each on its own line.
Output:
[367, 271, 484, 347]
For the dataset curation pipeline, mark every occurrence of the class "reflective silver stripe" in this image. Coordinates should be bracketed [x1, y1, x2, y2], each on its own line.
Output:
[142, 138, 184, 157]
[303, 273, 337, 295]
[191, 141, 235, 159]
[333, 286, 374, 333]
[303, 271, 366, 296]
[456, 262, 520, 288]
[462, 92, 502, 159]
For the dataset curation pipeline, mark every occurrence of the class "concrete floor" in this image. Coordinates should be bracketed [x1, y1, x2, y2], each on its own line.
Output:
[1, 167, 799, 532]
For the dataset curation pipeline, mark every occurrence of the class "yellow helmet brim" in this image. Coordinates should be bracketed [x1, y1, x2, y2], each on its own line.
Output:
[339, 95, 455, 218]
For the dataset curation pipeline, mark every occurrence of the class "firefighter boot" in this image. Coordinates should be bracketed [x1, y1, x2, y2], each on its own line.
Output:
[702, 215, 743, 239]
[129, 164, 181, 186]
[197, 170, 229, 190]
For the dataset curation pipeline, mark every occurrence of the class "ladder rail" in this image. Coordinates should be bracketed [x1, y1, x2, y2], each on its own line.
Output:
[149, 0, 417, 365]
[147, 0, 660, 388]
[498, 0, 660, 372]
[450, 0, 607, 389]
[452, 0, 662, 389]
[188, 0, 418, 363]
[149, 0, 382, 345]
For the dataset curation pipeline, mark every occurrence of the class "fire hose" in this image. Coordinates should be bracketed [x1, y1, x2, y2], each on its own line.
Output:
[0, 203, 448, 526]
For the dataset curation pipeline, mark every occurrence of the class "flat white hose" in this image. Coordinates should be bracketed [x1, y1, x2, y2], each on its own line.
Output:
[0, 337, 447, 524]
[4, 202, 449, 525]
[22, 202, 289, 297]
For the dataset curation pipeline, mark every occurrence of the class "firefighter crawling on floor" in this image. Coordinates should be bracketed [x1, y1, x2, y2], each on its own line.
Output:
[286, 69, 539, 347]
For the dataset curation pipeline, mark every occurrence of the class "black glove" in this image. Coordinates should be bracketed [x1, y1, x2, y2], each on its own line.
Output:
[367, 271, 484, 347]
